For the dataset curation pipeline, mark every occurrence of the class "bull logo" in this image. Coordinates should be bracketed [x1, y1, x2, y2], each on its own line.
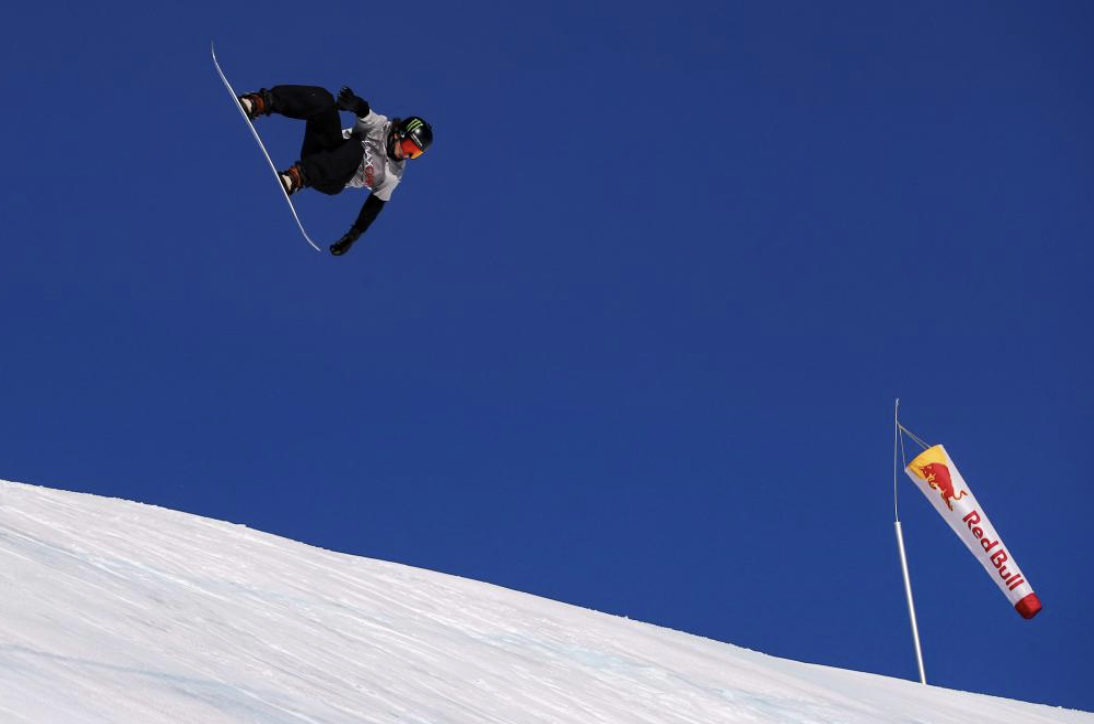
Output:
[915, 462, 968, 511]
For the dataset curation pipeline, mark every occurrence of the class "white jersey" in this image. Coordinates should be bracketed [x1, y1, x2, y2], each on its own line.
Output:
[341, 111, 406, 202]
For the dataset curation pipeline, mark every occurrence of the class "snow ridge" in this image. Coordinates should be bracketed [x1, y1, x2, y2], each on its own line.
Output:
[1, 479, 1090, 724]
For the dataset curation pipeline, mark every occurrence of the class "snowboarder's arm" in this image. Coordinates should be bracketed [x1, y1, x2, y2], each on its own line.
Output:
[330, 194, 386, 256]
[337, 86, 370, 118]
[352, 194, 386, 236]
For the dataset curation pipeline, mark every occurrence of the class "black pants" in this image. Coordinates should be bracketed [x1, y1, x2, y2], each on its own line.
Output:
[270, 85, 364, 195]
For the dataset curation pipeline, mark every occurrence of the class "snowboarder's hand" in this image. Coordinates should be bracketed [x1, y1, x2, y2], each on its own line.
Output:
[337, 87, 370, 117]
[330, 229, 362, 256]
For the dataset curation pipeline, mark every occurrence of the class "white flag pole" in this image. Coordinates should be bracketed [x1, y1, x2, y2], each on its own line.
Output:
[893, 399, 927, 685]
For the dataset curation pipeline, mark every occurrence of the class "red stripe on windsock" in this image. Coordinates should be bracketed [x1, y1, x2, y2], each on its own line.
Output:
[1015, 593, 1043, 619]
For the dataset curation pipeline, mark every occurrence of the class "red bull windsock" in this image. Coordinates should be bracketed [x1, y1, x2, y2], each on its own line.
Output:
[905, 445, 1042, 619]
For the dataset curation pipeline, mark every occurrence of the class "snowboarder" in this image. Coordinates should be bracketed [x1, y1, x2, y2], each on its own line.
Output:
[237, 85, 433, 256]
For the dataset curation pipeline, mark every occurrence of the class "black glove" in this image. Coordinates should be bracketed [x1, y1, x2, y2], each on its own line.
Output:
[336, 86, 370, 117]
[330, 228, 362, 256]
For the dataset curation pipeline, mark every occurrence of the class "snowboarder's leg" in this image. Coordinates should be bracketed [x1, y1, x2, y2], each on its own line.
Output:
[268, 85, 363, 193]
[266, 85, 344, 157]
[298, 140, 366, 195]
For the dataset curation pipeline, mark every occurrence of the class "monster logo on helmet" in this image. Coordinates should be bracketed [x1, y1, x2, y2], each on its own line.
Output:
[390, 116, 433, 160]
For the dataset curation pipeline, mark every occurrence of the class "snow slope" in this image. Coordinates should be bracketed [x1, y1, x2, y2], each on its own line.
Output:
[0, 479, 1089, 724]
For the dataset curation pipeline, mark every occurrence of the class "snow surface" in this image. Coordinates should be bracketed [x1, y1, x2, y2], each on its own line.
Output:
[1, 479, 1089, 724]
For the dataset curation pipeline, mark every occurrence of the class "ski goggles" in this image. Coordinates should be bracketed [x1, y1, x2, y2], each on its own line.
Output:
[399, 136, 425, 160]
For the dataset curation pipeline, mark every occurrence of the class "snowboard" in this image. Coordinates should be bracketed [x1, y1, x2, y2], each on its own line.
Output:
[211, 42, 322, 252]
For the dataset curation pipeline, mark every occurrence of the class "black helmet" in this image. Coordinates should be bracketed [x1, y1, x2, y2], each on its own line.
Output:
[389, 116, 433, 159]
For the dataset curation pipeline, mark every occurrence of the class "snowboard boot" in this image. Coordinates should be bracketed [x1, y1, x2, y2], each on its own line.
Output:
[238, 89, 274, 120]
[278, 163, 308, 196]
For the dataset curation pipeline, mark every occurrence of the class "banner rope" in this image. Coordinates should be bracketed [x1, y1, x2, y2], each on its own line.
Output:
[898, 423, 931, 451]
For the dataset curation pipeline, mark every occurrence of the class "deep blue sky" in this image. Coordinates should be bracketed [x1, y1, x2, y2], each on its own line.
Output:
[3, 0, 1092, 713]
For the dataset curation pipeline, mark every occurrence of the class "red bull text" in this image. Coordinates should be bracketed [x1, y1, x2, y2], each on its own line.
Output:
[963, 510, 1027, 591]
